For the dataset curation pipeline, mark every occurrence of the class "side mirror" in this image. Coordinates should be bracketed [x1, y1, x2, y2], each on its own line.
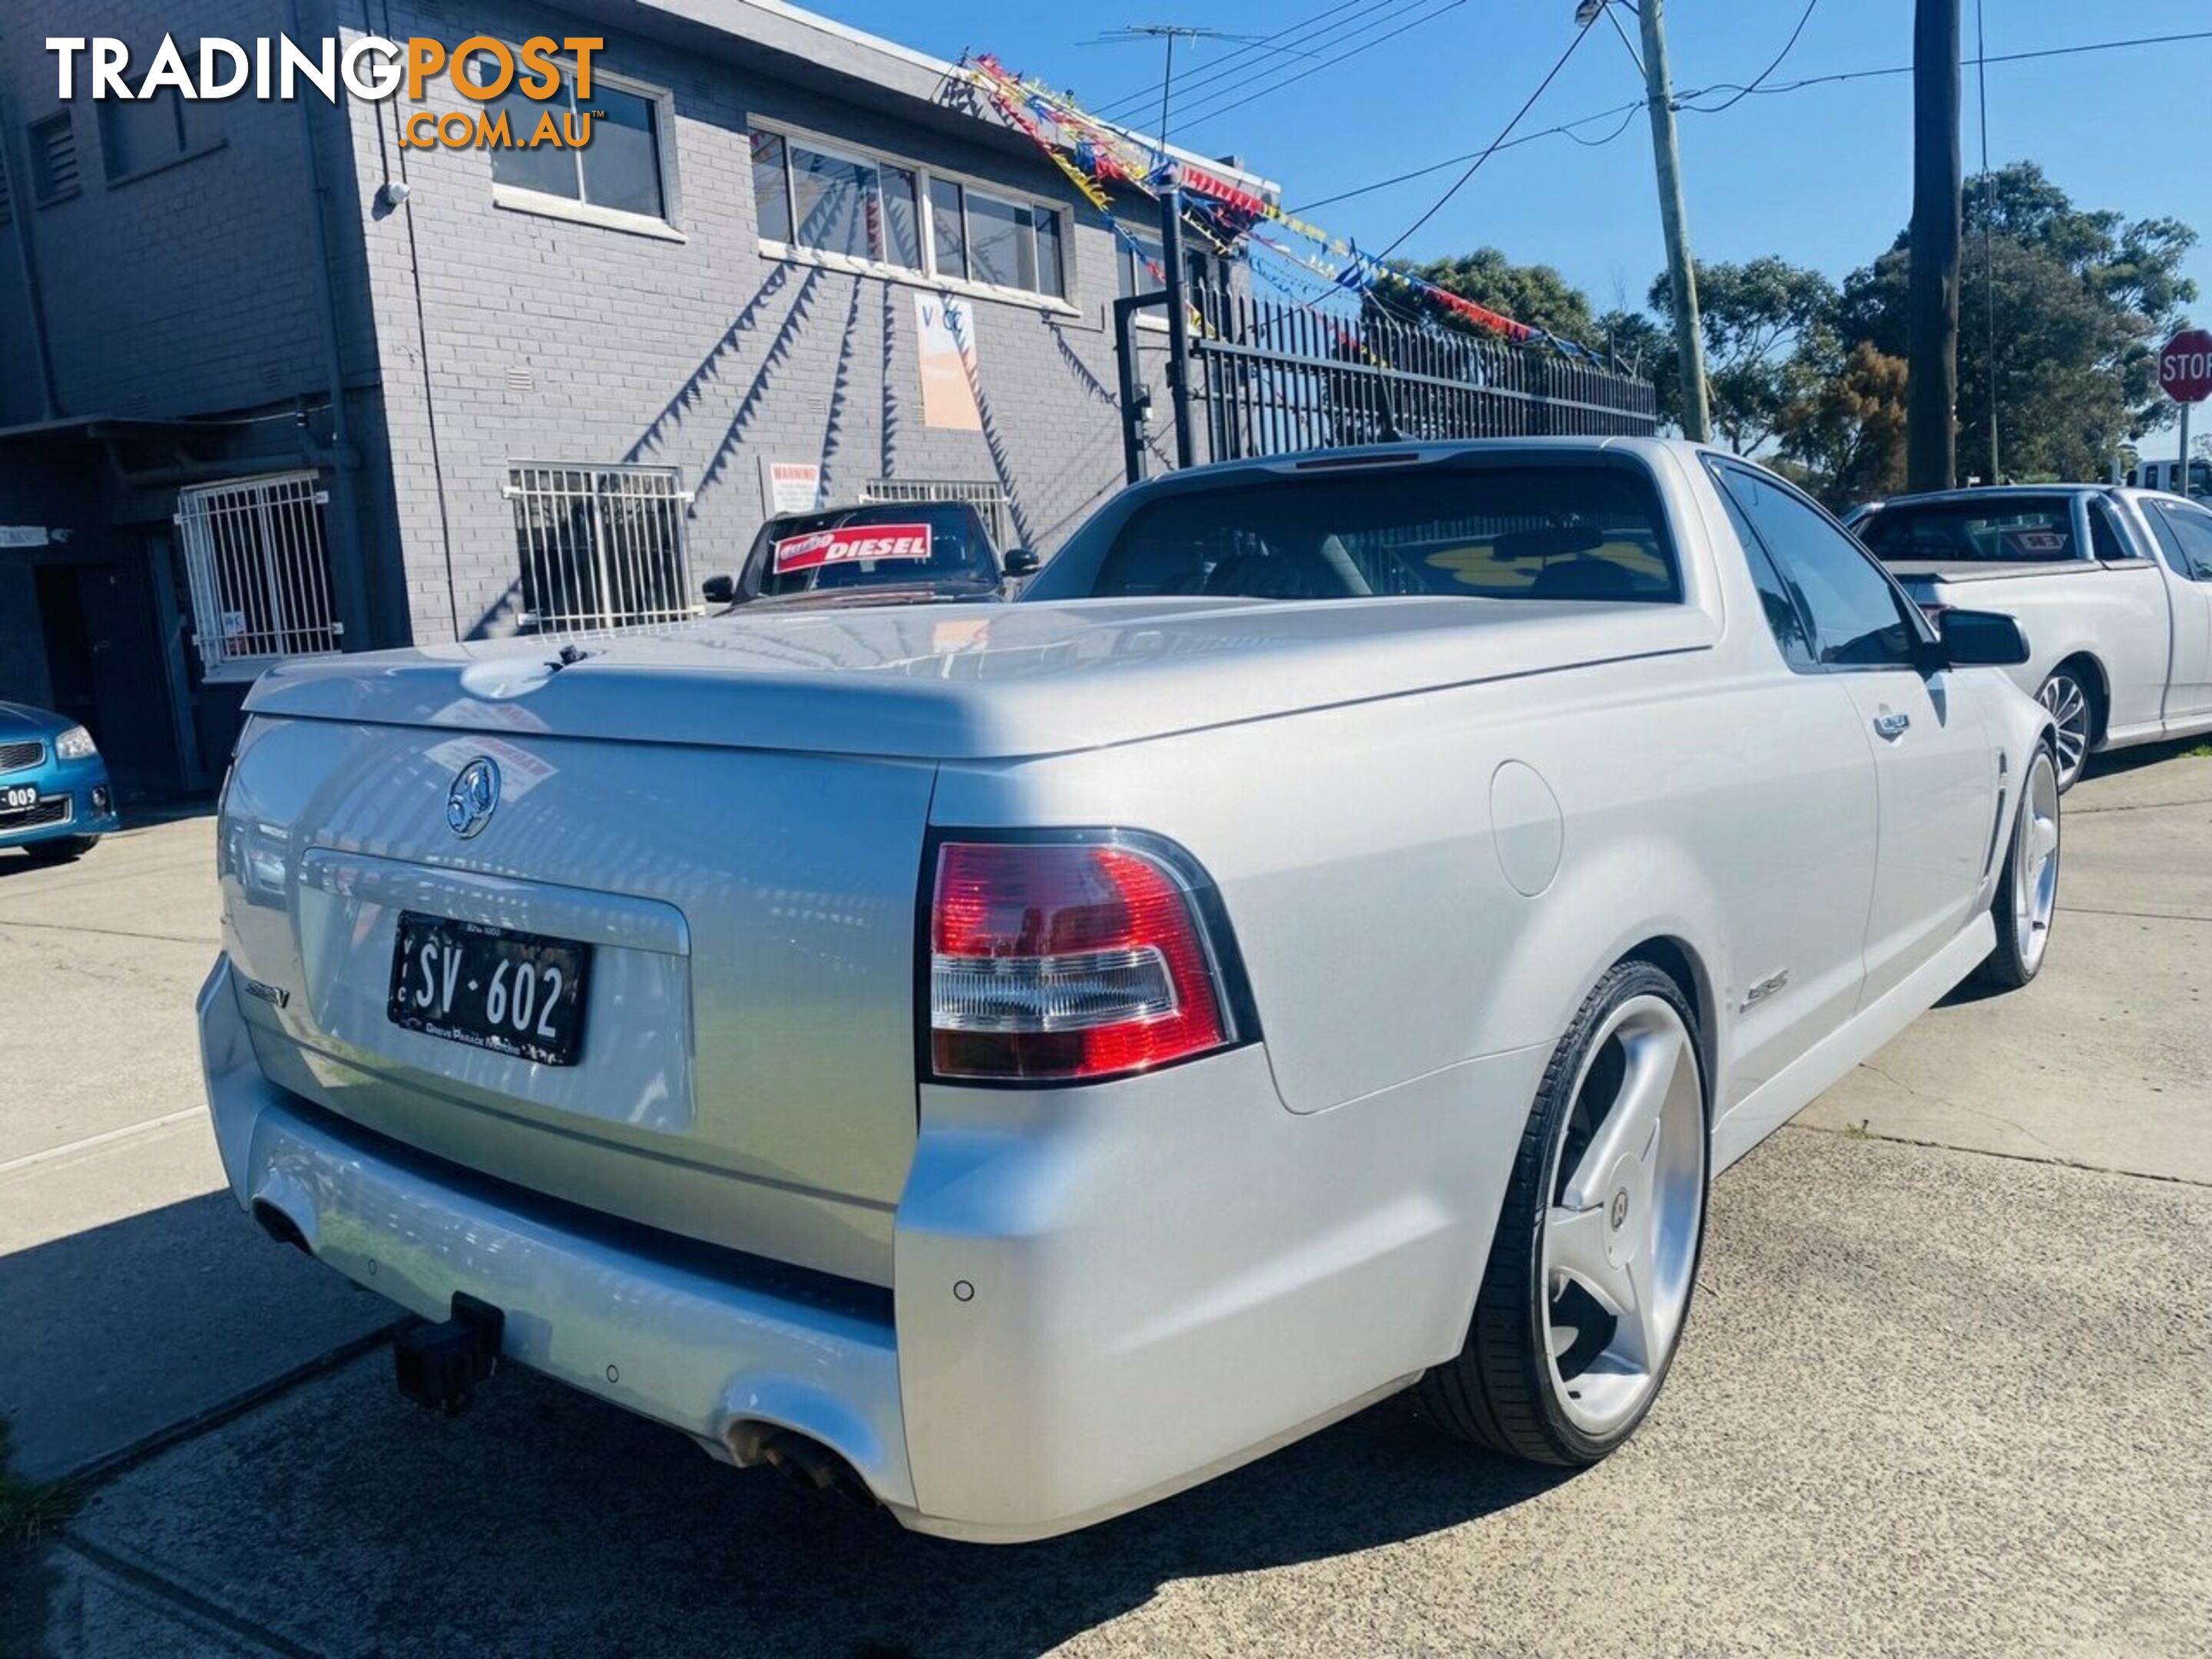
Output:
[701, 574, 736, 605]
[1002, 548, 1041, 578]
[1936, 608, 2029, 668]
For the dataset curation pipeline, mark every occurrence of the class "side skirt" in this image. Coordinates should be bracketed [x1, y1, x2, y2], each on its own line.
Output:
[1711, 912, 1996, 1174]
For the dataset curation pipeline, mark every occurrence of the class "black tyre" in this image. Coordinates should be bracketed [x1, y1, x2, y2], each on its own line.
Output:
[21, 835, 99, 863]
[1977, 745, 2061, 990]
[1421, 960, 1709, 1465]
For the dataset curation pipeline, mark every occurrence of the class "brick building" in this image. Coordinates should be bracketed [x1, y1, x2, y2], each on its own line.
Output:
[0, 0, 1270, 800]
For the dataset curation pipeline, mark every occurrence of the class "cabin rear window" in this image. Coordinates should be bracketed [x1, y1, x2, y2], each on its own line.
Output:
[1082, 464, 1681, 603]
[1855, 499, 2081, 563]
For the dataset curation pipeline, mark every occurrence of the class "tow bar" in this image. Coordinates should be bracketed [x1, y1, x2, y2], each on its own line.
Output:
[392, 1293, 505, 1416]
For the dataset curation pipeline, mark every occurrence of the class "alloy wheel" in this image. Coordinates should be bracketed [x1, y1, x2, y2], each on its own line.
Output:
[2012, 750, 2061, 977]
[1539, 995, 1706, 1437]
[2037, 674, 2092, 790]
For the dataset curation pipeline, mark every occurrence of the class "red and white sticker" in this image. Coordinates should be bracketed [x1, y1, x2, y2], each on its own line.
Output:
[772, 523, 934, 574]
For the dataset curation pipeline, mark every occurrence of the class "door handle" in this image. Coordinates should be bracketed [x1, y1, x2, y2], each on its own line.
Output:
[1873, 710, 1912, 742]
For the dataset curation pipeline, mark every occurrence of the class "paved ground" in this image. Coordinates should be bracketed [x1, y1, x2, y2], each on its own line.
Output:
[5, 747, 2210, 1657]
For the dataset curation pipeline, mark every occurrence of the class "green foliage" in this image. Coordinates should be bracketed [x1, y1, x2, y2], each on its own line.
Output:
[1393, 247, 1605, 347]
[1395, 164, 2196, 504]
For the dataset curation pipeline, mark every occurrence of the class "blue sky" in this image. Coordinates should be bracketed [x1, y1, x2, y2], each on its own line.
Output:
[814, 0, 2211, 456]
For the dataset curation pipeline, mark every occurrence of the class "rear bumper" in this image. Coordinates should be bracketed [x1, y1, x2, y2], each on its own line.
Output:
[200, 952, 1545, 1541]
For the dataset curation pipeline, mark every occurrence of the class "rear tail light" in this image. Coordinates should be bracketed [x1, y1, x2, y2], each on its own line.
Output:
[928, 838, 1237, 1083]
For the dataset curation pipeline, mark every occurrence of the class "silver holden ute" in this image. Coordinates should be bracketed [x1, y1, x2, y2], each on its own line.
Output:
[199, 439, 2061, 1542]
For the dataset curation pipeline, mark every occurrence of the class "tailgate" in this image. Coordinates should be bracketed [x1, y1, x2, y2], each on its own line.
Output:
[217, 714, 933, 1286]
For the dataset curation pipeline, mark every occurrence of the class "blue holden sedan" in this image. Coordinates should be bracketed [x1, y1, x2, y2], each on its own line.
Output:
[0, 701, 121, 863]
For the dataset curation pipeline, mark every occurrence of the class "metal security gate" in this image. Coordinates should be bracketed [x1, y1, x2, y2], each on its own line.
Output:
[505, 464, 697, 634]
[174, 472, 340, 675]
[860, 478, 1013, 548]
[1118, 285, 1658, 479]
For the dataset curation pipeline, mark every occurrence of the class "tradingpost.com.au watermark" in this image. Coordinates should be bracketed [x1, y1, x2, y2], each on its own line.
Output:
[48, 34, 611, 150]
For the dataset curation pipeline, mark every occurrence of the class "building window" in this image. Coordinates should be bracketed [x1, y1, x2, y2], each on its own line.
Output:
[505, 464, 696, 634]
[752, 122, 1066, 300]
[476, 54, 678, 231]
[27, 113, 79, 205]
[1119, 233, 1216, 299]
[96, 53, 218, 182]
[174, 472, 342, 677]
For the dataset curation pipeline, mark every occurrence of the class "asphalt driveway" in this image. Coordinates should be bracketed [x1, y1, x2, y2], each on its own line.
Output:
[6, 750, 2210, 1657]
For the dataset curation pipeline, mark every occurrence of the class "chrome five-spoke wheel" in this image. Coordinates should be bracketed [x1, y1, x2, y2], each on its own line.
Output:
[1541, 993, 1707, 1438]
[1980, 743, 2061, 989]
[1422, 961, 1709, 1465]
[2036, 671, 2093, 792]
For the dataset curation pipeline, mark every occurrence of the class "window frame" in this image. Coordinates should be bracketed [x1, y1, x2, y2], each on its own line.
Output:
[749, 116, 1076, 313]
[95, 42, 225, 186]
[1706, 456, 1937, 676]
[482, 51, 684, 241]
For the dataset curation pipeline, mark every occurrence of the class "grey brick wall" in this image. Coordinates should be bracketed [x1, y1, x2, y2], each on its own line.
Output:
[353, 0, 1186, 642]
[0, 0, 376, 425]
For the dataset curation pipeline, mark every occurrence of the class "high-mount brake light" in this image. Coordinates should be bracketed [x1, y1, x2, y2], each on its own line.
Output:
[929, 839, 1232, 1083]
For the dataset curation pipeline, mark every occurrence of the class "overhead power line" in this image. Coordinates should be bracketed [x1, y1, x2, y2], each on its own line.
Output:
[1294, 28, 2212, 215]
[1366, 13, 1601, 263]
[1692, 0, 1823, 114]
[1171, 0, 1472, 134]
[1084, 1, 1371, 121]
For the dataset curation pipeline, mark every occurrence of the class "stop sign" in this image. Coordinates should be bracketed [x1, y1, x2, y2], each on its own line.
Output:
[2161, 329, 2212, 404]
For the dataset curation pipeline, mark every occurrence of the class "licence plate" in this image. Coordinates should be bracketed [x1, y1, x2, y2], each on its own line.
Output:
[386, 912, 592, 1066]
[2, 784, 38, 815]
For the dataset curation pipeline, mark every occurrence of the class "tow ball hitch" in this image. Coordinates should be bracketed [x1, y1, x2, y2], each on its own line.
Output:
[393, 1293, 505, 1416]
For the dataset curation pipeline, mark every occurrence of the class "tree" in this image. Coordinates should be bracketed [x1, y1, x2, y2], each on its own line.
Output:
[1843, 164, 2201, 477]
[1777, 343, 1909, 511]
[1391, 248, 1604, 347]
[1646, 257, 1839, 453]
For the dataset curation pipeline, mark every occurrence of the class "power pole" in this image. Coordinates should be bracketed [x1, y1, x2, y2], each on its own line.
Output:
[1907, 0, 1962, 491]
[1634, 0, 1710, 443]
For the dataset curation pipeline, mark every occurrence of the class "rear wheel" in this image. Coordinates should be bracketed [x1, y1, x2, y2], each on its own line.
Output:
[2035, 667, 2096, 793]
[20, 835, 99, 863]
[1421, 961, 1708, 1465]
[1977, 746, 2060, 989]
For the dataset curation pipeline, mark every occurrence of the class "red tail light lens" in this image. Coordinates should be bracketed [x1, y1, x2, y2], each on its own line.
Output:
[929, 839, 1232, 1082]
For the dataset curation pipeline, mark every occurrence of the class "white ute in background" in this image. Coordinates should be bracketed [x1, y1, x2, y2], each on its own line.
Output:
[1849, 485, 2212, 790]
[200, 439, 2060, 1541]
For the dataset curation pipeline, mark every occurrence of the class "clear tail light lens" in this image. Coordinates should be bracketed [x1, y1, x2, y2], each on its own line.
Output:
[929, 839, 1233, 1083]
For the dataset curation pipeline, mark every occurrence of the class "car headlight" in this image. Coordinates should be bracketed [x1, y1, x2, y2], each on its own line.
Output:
[55, 726, 98, 760]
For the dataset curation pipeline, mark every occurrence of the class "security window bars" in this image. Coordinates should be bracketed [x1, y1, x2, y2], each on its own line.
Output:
[506, 465, 697, 634]
[175, 472, 341, 676]
[751, 122, 1065, 300]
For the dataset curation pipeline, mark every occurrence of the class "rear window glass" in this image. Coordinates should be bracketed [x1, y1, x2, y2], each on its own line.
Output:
[747, 502, 998, 595]
[1083, 464, 1679, 604]
[1856, 500, 2081, 563]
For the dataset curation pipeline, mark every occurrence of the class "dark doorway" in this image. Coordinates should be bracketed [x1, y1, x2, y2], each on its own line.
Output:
[34, 556, 184, 803]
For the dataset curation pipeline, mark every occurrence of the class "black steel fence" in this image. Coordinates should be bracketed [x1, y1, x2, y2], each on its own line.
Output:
[1188, 287, 1659, 462]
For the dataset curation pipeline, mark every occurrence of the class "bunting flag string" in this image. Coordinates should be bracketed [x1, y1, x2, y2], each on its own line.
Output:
[959, 54, 1603, 364]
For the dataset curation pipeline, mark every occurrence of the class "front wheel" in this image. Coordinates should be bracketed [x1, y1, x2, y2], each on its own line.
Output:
[1977, 746, 2060, 989]
[1421, 961, 1709, 1465]
[2035, 668, 2095, 793]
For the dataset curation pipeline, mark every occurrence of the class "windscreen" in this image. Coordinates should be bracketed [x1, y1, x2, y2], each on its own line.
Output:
[748, 502, 998, 596]
[1081, 464, 1679, 603]
[1856, 499, 2081, 564]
